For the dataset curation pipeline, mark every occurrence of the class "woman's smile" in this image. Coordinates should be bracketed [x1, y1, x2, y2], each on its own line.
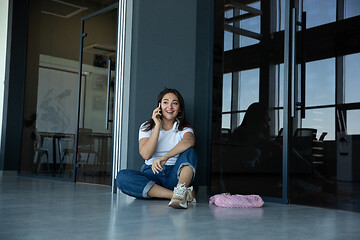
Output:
[161, 93, 180, 120]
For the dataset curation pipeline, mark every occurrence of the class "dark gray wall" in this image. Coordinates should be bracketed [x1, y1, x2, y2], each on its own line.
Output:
[0, 0, 28, 172]
[127, 0, 213, 186]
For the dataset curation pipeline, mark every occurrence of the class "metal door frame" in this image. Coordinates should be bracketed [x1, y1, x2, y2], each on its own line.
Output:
[75, 2, 119, 183]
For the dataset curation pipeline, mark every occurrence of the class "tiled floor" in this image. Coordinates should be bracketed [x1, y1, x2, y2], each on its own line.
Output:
[1, 176, 360, 240]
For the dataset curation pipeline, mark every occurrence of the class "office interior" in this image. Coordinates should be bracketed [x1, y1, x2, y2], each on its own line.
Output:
[0, 0, 360, 215]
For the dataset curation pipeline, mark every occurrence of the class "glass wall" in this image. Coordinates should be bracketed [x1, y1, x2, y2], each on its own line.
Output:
[20, 0, 117, 184]
[212, 0, 283, 199]
[213, 0, 360, 211]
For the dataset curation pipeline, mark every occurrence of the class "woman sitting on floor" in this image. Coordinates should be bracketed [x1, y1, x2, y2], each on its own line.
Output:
[116, 88, 198, 209]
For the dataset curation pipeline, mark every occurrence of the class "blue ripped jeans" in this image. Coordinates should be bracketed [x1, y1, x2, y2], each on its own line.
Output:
[116, 148, 198, 198]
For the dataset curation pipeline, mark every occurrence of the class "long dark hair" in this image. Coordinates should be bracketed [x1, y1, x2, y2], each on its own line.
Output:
[237, 102, 270, 138]
[142, 88, 193, 132]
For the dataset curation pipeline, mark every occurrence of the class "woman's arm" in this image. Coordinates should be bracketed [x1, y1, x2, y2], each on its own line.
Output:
[139, 105, 163, 160]
[152, 132, 195, 173]
[163, 132, 195, 160]
[139, 124, 161, 160]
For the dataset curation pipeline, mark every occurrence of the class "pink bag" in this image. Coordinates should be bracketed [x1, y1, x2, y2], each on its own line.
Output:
[209, 193, 264, 208]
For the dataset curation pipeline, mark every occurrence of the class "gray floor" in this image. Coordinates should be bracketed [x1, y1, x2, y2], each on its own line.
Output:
[1, 176, 360, 240]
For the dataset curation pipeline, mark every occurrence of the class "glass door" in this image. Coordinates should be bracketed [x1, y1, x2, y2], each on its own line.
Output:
[287, 0, 360, 211]
[74, 4, 118, 185]
[211, 0, 360, 209]
[19, 0, 118, 180]
[211, 0, 285, 202]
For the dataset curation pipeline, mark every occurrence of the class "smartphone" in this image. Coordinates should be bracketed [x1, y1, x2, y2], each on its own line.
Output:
[158, 103, 162, 118]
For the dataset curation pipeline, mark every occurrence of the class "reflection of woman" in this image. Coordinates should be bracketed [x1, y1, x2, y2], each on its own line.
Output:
[232, 102, 342, 203]
[117, 88, 198, 209]
[231, 103, 270, 142]
[230, 102, 282, 170]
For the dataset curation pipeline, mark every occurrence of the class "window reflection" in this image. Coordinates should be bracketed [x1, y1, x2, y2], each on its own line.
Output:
[347, 110, 360, 134]
[303, 0, 336, 28]
[276, 64, 284, 107]
[345, 53, 360, 103]
[345, 0, 360, 18]
[224, 10, 233, 51]
[215, 102, 283, 197]
[277, 0, 285, 31]
[222, 73, 232, 112]
[239, 2, 261, 47]
[222, 113, 231, 130]
[236, 112, 245, 129]
[302, 108, 335, 140]
[221, 69, 259, 132]
[240, 1, 261, 47]
[306, 58, 335, 106]
[215, 0, 360, 210]
[274, 109, 283, 137]
[224, 1, 261, 50]
[237, 68, 260, 111]
[224, 31, 233, 52]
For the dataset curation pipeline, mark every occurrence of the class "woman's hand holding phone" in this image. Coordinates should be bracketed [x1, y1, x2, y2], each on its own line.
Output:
[152, 103, 162, 127]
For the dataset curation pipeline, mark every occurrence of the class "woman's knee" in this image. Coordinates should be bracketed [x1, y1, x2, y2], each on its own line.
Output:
[178, 147, 198, 167]
[183, 147, 195, 155]
[116, 169, 133, 190]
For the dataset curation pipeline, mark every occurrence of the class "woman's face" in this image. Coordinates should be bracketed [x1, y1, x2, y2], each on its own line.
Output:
[160, 93, 180, 121]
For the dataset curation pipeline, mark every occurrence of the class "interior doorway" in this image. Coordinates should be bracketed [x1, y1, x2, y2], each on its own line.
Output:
[19, 0, 119, 186]
[74, 4, 118, 185]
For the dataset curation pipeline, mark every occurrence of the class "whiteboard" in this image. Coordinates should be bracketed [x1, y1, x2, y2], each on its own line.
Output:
[36, 67, 84, 134]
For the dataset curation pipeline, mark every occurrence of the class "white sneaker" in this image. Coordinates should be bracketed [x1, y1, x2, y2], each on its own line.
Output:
[186, 186, 197, 204]
[168, 183, 195, 209]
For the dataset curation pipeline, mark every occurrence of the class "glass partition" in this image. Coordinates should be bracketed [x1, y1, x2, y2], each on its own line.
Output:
[213, 0, 360, 211]
[75, 7, 117, 185]
[212, 68, 283, 198]
[19, 0, 118, 183]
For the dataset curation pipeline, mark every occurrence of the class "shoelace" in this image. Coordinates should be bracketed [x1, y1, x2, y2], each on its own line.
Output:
[173, 183, 187, 197]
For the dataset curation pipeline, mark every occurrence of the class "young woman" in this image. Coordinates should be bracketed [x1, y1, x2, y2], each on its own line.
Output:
[116, 88, 198, 209]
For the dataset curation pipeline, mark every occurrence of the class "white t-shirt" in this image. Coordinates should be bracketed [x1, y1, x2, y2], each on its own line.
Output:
[138, 121, 194, 166]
